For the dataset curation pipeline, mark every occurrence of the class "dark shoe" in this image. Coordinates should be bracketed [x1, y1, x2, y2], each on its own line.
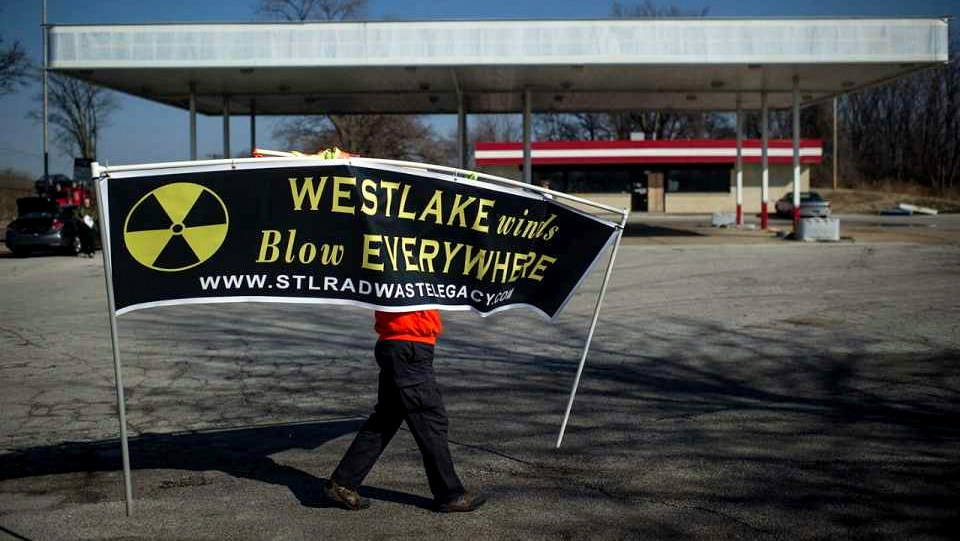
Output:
[324, 480, 370, 510]
[437, 492, 487, 513]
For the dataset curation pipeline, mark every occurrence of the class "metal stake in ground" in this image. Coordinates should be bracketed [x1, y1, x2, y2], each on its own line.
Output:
[556, 208, 628, 448]
[93, 168, 135, 516]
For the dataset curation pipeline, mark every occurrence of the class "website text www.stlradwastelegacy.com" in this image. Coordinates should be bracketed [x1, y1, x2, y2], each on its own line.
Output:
[198, 274, 515, 306]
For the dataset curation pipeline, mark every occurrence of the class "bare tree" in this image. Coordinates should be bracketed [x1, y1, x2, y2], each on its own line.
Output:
[608, 109, 722, 140]
[535, 113, 614, 141]
[468, 114, 521, 164]
[741, 109, 793, 139]
[838, 25, 960, 192]
[255, 0, 367, 21]
[30, 74, 119, 160]
[471, 115, 521, 143]
[276, 114, 450, 163]
[611, 0, 708, 17]
[0, 31, 30, 96]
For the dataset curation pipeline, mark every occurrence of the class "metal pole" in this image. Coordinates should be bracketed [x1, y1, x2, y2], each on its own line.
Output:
[222, 96, 230, 159]
[792, 75, 801, 233]
[250, 99, 256, 157]
[522, 88, 532, 184]
[457, 93, 467, 169]
[735, 95, 743, 226]
[451, 68, 468, 168]
[557, 209, 629, 448]
[92, 172, 134, 516]
[760, 91, 769, 230]
[833, 97, 839, 191]
[462, 113, 469, 169]
[189, 83, 197, 161]
[461, 111, 468, 169]
[42, 0, 49, 184]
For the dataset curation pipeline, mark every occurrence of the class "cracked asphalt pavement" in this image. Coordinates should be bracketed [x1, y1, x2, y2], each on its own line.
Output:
[1, 233, 959, 540]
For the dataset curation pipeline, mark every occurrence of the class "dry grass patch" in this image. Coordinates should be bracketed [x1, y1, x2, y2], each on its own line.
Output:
[818, 188, 960, 214]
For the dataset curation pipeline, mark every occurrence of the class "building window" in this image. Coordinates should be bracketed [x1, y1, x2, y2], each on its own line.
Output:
[665, 167, 730, 193]
[533, 166, 635, 193]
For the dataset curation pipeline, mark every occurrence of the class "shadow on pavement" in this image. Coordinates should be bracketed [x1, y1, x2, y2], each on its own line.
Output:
[3, 296, 960, 536]
[0, 525, 33, 541]
[621, 223, 705, 237]
[0, 418, 432, 511]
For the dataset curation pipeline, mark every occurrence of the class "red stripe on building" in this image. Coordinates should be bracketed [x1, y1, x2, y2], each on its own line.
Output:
[475, 139, 823, 166]
[477, 156, 823, 166]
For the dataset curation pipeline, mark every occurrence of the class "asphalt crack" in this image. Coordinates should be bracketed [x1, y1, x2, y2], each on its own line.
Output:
[0, 325, 40, 347]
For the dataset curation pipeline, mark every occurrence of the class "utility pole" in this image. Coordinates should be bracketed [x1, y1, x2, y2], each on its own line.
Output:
[42, 0, 49, 184]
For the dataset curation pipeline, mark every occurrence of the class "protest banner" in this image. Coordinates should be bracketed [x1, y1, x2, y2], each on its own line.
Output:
[99, 158, 618, 319]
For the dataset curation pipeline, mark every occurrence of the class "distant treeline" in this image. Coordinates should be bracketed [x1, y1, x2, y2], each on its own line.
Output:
[524, 29, 960, 195]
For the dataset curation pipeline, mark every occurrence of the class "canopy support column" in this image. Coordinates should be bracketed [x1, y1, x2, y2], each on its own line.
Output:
[522, 88, 532, 184]
[735, 95, 744, 226]
[188, 83, 197, 161]
[222, 96, 231, 159]
[792, 75, 801, 232]
[457, 93, 468, 169]
[833, 97, 839, 190]
[761, 91, 769, 230]
[250, 99, 256, 157]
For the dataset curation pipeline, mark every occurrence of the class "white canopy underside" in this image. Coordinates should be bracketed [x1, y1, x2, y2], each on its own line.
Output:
[49, 18, 950, 114]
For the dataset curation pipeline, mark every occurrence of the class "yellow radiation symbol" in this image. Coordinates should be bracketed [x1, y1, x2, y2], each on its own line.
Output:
[123, 183, 229, 272]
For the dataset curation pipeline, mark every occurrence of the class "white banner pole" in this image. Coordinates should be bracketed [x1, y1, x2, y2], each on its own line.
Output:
[93, 168, 135, 516]
[556, 208, 629, 448]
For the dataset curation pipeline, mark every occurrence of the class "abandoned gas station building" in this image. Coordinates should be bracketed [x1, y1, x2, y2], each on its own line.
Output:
[475, 139, 822, 213]
[46, 17, 949, 226]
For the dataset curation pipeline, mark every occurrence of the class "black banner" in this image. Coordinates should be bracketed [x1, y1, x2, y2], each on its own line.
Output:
[102, 161, 618, 318]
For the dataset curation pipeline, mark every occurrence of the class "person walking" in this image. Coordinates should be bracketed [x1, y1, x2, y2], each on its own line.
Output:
[73, 197, 97, 257]
[326, 309, 486, 513]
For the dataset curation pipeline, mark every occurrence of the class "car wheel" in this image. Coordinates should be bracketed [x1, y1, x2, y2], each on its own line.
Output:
[11, 247, 31, 258]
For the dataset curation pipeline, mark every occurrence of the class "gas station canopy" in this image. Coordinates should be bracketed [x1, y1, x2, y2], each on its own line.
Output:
[48, 18, 950, 115]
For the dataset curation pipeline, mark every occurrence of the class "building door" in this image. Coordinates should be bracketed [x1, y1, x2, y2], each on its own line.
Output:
[647, 172, 664, 212]
[631, 174, 648, 211]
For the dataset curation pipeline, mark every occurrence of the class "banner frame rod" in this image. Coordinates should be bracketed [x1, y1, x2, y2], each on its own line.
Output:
[93, 171, 135, 516]
[95, 157, 627, 218]
[352, 157, 626, 217]
[357, 157, 624, 216]
[555, 208, 629, 448]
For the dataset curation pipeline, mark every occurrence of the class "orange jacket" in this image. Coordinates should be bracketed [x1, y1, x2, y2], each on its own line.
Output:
[374, 310, 443, 345]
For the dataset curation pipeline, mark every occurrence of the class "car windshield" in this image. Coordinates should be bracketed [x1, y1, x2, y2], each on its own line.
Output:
[801, 193, 824, 202]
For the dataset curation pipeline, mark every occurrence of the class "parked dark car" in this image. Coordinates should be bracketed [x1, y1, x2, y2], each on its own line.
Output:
[775, 191, 831, 218]
[4, 198, 86, 257]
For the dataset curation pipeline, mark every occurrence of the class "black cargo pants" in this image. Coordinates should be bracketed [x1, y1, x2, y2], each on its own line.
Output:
[331, 340, 465, 503]
[78, 223, 96, 255]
